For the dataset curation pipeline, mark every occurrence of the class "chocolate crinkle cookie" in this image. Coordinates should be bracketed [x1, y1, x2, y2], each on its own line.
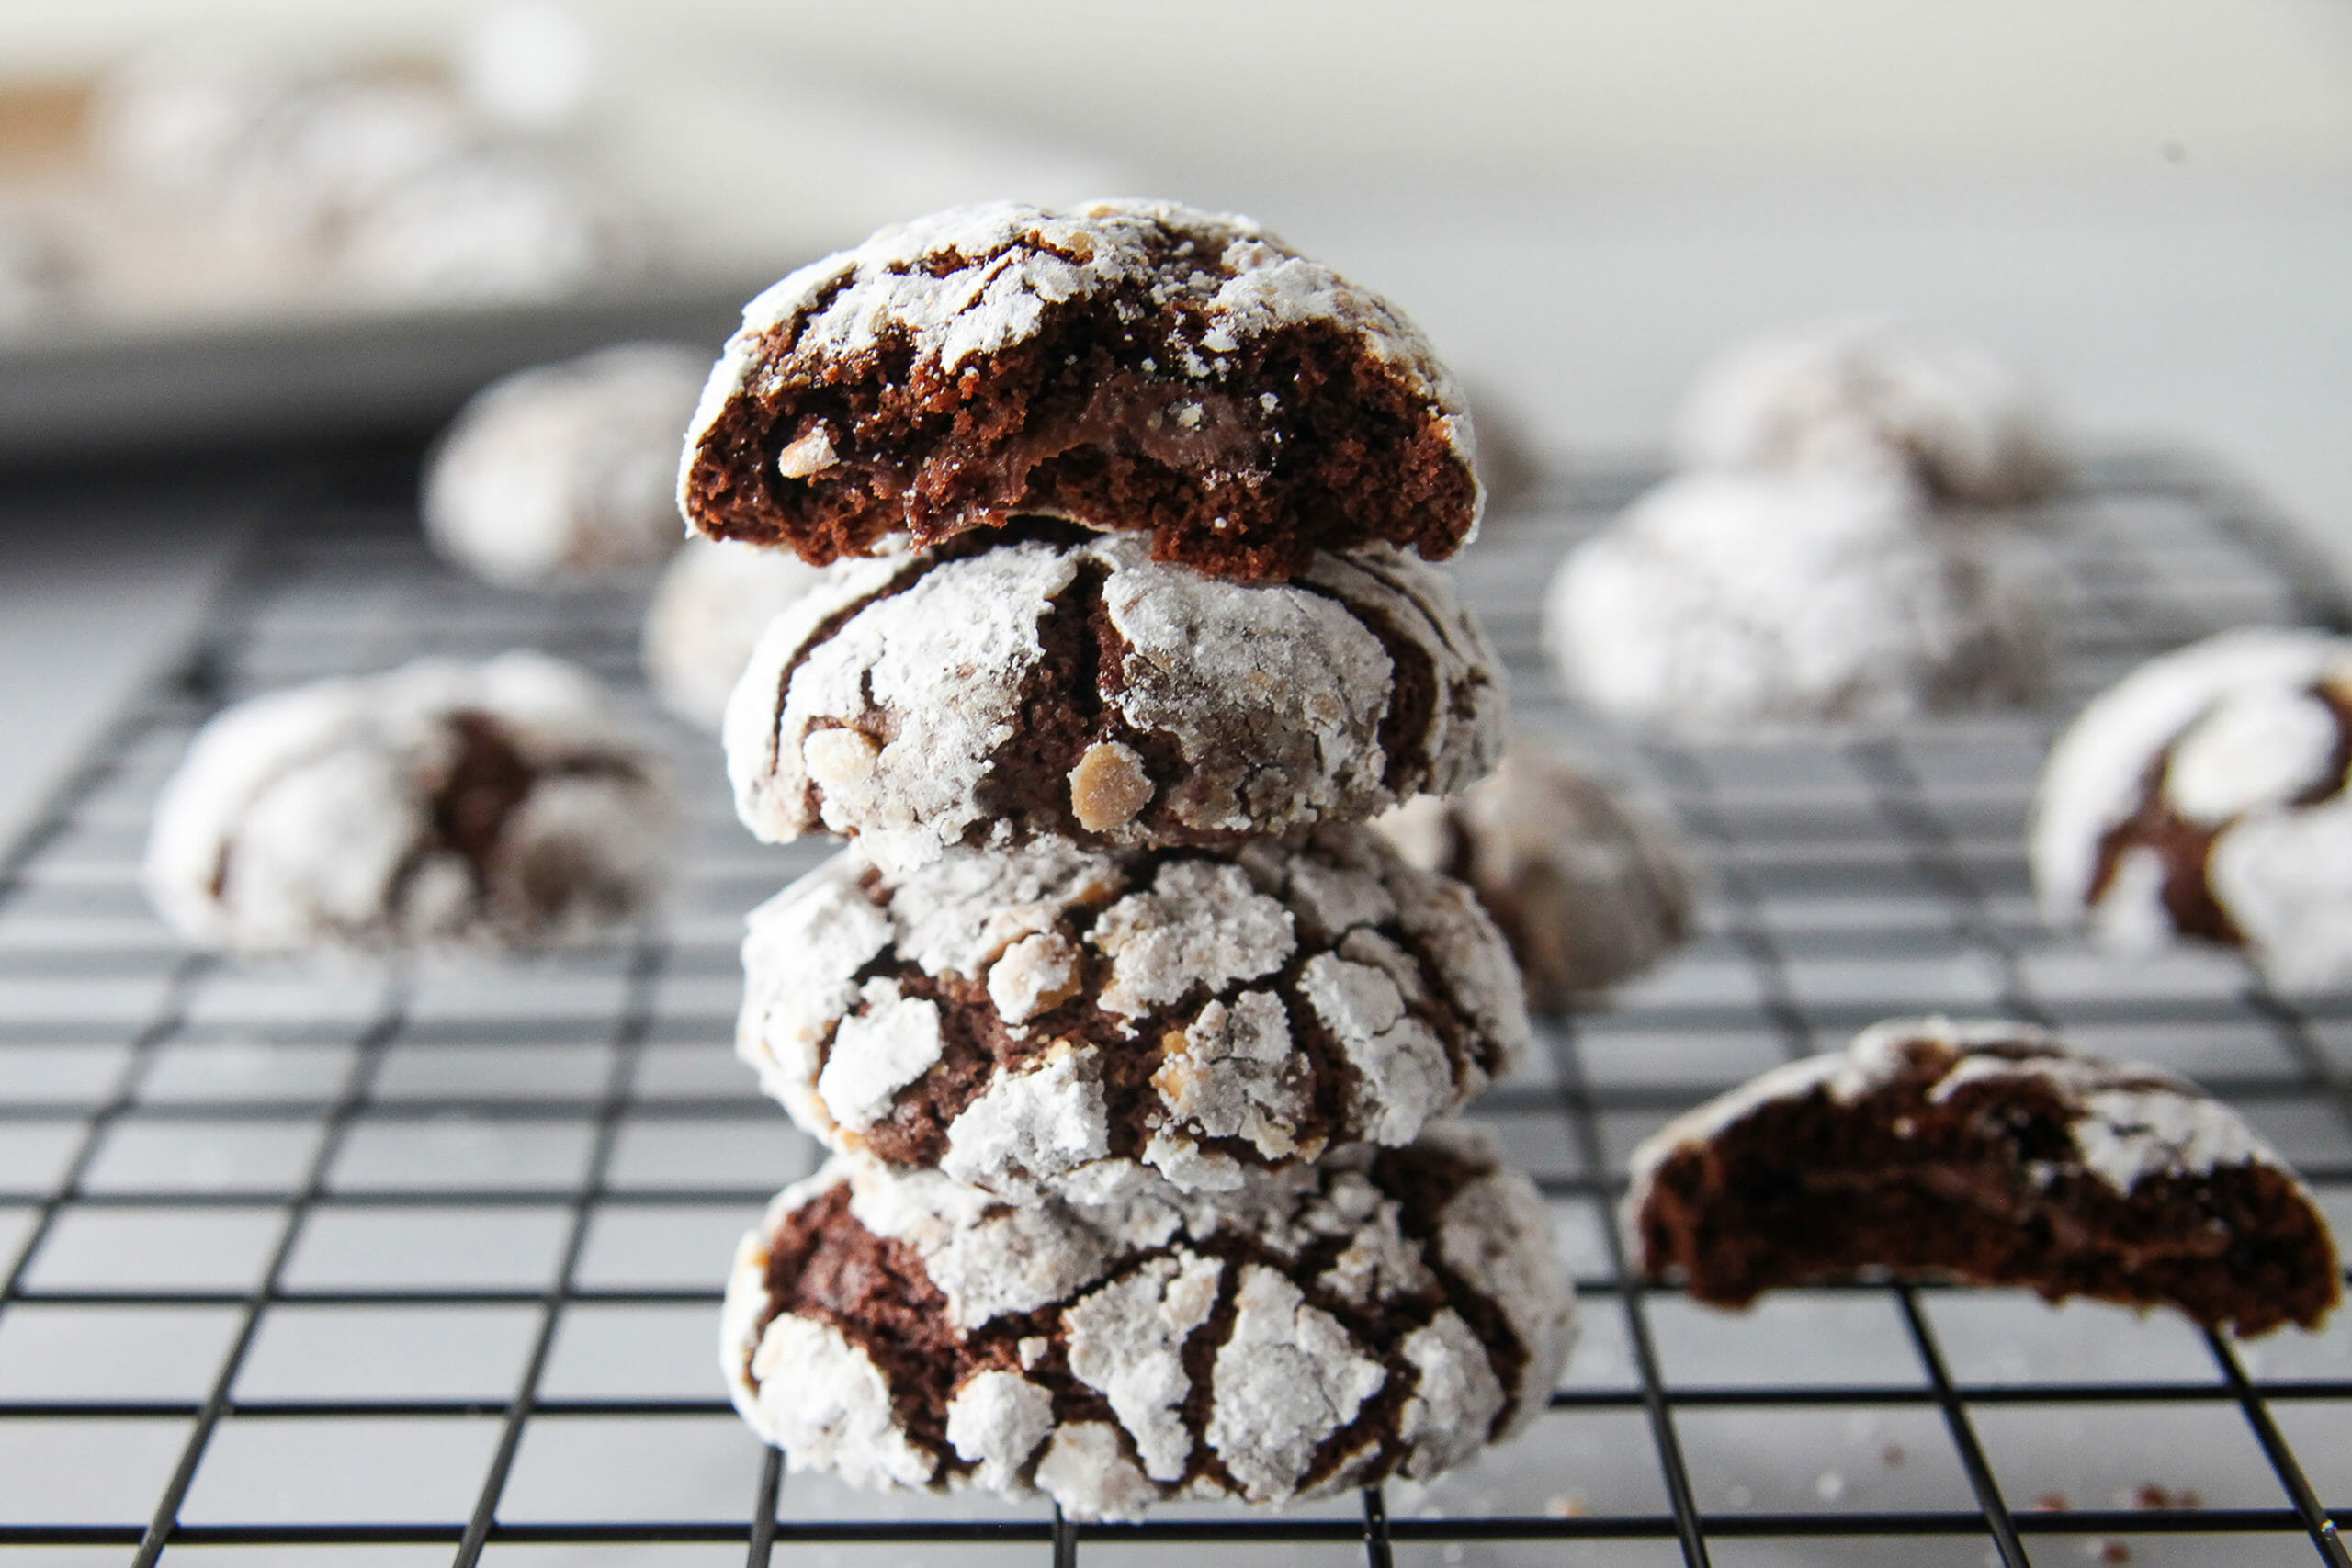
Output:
[738, 826, 1528, 1200]
[425, 344, 709, 587]
[1626, 1017, 2341, 1336]
[679, 198, 1480, 581]
[2031, 627, 2352, 990]
[725, 521, 1502, 872]
[1377, 744, 1694, 1011]
[145, 652, 675, 954]
[721, 1123, 1574, 1519]
[1676, 318, 2063, 509]
[1544, 471, 2053, 732]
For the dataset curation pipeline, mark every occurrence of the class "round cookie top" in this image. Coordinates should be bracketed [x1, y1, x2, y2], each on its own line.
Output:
[1543, 470, 2053, 733]
[738, 827, 1529, 1200]
[145, 651, 675, 954]
[426, 343, 707, 587]
[2030, 626, 2352, 988]
[726, 523, 1504, 872]
[721, 1123, 1575, 1520]
[1377, 742, 1694, 1011]
[1676, 318, 2062, 508]
[679, 198, 1481, 581]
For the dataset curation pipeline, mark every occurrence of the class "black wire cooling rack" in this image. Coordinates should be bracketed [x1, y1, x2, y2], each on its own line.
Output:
[0, 441, 2346, 1568]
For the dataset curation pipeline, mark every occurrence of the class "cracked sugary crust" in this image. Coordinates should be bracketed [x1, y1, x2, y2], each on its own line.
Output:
[1376, 744, 1694, 1011]
[144, 652, 676, 953]
[678, 199, 1481, 581]
[2029, 627, 2352, 990]
[720, 1123, 1574, 1520]
[737, 827, 1530, 1200]
[1675, 319, 2063, 508]
[1623, 1016, 2341, 1334]
[424, 344, 709, 587]
[723, 528, 1504, 872]
[1544, 471, 2054, 733]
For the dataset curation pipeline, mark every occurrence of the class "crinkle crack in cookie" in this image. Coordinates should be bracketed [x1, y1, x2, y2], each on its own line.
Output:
[738, 827, 1529, 1200]
[679, 199, 1480, 581]
[1625, 1017, 2341, 1336]
[720, 1125, 1574, 1520]
[725, 522, 1502, 872]
[145, 652, 675, 953]
[1377, 743, 1694, 1011]
[2031, 626, 2352, 989]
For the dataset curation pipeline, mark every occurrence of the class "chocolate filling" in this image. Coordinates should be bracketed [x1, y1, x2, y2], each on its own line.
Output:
[684, 276, 1477, 581]
[1633, 1039, 2341, 1337]
[752, 1143, 1516, 1496]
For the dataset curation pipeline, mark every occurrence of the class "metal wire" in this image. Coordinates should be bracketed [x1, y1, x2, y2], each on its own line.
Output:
[0, 443, 2346, 1564]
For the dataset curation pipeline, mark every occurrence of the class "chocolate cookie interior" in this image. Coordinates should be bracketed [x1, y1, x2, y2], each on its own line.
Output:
[1633, 1043, 2339, 1337]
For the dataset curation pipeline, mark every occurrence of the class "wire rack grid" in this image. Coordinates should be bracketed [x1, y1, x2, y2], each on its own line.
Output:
[0, 443, 2346, 1568]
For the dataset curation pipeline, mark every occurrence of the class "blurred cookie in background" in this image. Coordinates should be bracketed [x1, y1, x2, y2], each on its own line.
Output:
[642, 536, 836, 732]
[1377, 741, 1693, 1011]
[1676, 316, 2063, 510]
[424, 342, 707, 586]
[1544, 470, 2055, 733]
[146, 651, 675, 956]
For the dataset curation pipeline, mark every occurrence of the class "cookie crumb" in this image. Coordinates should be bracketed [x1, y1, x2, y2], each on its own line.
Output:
[1069, 741, 1154, 832]
[1544, 1494, 1588, 1517]
[777, 426, 839, 479]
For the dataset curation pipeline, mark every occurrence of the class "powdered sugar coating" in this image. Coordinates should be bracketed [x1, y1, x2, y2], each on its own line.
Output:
[144, 651, 674, 954]
[424, 344, 707, 586]
[641, 536, 840, 731]
[2029, 626, 2352, 988]
[1544, 471, 2053, 733]
[1623, 1015, 2307, 1227]
[1676, 319, 2062, 507]
[1378, 743, 1694, 1010]
[737, 829, 1529, 1199]
[725, 529, 1504, 872]
[720, 1125, 1574, 1519]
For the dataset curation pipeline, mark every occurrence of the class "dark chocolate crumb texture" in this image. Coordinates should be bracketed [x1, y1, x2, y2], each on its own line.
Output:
[678, 199, 1481, 581]
[738, 827, 1529, 1201]
[721, 1124, 1574, 1519]
[722, 520, 1502, 873]
[1626, 1016, 2341, 1336]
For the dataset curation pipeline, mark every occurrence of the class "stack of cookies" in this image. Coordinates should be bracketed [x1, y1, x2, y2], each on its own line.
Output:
[678, 201, 1576, 1521]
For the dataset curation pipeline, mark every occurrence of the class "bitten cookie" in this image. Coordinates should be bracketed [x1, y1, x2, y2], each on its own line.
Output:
[641, 536, 837, 732]
[1376, 744, 1694, 1011]
[2031, 627, 2352, 989]
[737, 827, 1529, 1199]
[721, 1124, 1574, 1519]
[1625, 1017, 2340, 1336]
[1544, 471, 2052, 731]
[424, 344, 707, 586]
[1676, 318, 2062, 507]
[145, 652, 675, 953]
[679, 198, 1480, 581]
[725, 523, 1503, 871]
